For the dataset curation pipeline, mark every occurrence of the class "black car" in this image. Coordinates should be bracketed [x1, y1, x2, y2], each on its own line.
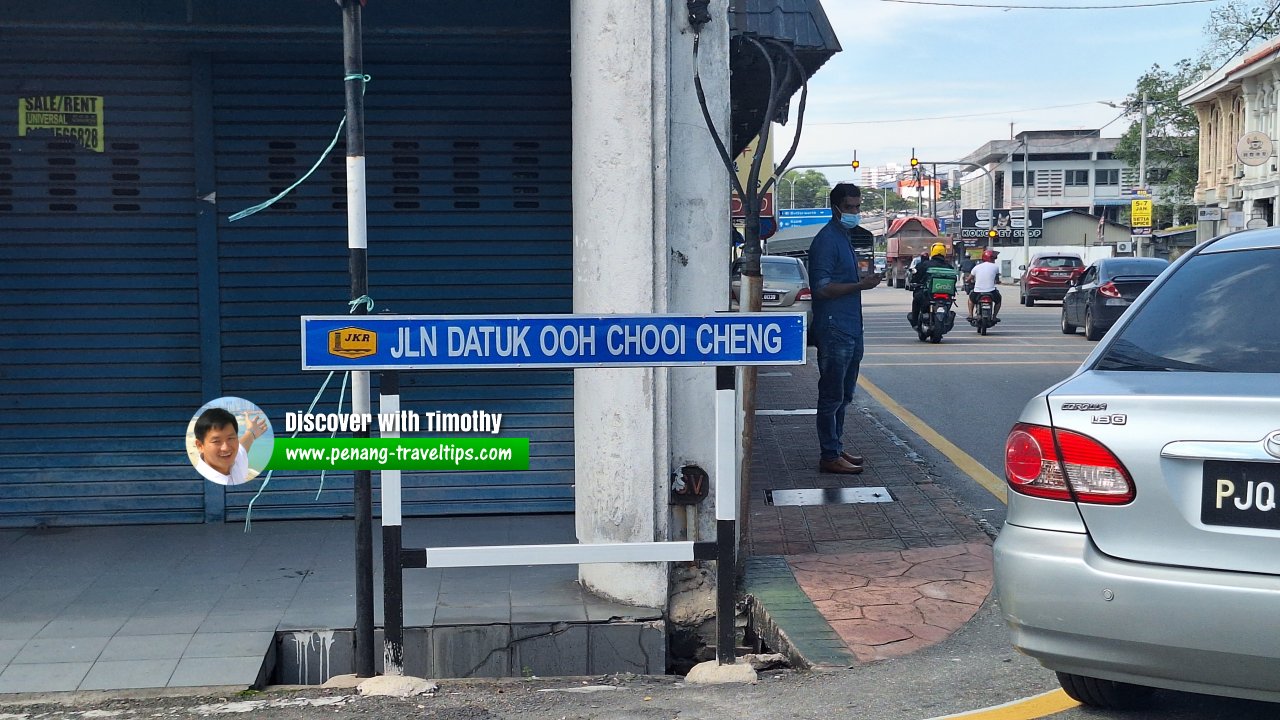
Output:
[1061, 256, 1169, 340]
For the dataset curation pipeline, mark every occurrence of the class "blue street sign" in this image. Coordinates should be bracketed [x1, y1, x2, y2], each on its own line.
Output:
[777, 208, 832, 230]
[302, 314, 807, 370]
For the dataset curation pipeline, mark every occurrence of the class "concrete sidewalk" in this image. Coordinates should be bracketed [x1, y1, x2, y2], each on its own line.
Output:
[0, 350, 997, 693]
[0, 516, 661, 693]
[743, 353, 995, 665]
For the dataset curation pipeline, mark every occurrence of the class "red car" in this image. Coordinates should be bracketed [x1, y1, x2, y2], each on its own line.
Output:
[1019, 254, 1084, 306]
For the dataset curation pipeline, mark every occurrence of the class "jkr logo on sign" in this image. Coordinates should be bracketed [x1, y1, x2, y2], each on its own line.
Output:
[329, 327, 377, 359]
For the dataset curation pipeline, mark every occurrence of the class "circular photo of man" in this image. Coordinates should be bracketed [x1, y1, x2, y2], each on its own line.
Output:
[185, 397, 274, 486]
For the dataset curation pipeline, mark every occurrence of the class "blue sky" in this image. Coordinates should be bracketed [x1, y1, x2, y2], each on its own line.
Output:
[772, 0, 1222, 184]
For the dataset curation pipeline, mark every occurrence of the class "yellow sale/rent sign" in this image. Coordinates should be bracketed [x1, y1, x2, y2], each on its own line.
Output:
[1131, 199, 1153, 227]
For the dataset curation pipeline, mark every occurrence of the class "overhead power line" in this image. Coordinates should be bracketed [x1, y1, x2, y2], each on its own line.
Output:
[879, 0, 1215, 8]
[809, 101, 1103, 125]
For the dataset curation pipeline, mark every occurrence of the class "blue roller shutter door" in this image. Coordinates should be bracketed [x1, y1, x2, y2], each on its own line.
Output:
[0, 58, 203, 527]
[213, 47, 574, 520]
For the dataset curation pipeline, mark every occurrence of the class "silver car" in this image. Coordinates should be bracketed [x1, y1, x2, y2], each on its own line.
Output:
[994, 229, 1280, 709]
[729, 255, 812, 321]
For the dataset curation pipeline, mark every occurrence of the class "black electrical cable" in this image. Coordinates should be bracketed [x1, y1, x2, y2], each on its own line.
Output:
[692, 32, 746, 201]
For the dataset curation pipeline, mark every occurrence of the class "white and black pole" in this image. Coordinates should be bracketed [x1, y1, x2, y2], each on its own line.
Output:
[340, 0, 375, 679]
[379, 371, 404, 676]
[715, 366, 738, 665]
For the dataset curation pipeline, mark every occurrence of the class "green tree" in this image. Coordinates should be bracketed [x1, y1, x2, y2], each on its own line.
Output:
[859, 184, 914, 214]
[1114, 60, 1202, 227]
[778, 169, 831, 209]
[1200, 0, 1280, 67]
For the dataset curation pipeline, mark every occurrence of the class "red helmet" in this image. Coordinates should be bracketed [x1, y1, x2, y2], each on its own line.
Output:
[982, 249, 998, 262]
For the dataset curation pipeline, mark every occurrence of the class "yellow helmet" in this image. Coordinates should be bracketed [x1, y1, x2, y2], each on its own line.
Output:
[929, 242, 947, 258]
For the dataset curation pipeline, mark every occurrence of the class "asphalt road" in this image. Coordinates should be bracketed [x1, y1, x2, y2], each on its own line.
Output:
[858, 284, 1095, 480]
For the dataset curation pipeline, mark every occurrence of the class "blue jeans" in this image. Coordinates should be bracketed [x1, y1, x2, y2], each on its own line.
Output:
[816, 324, 865, 461]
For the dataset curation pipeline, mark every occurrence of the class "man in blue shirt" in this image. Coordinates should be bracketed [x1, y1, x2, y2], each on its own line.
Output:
[808, 183, 882, 474]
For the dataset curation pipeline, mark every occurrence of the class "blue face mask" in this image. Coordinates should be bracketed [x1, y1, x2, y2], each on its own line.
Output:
[839, 213, 861, 229]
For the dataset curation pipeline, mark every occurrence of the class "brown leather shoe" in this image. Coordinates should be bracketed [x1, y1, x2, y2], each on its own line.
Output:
[841, 452, 865, 466]
[819, 457, 864, 475]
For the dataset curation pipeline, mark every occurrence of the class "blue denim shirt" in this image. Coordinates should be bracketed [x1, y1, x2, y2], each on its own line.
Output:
[808, 219, 863, 336]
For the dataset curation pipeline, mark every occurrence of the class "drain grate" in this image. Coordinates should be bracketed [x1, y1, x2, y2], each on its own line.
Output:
[765, 487, 894, 506]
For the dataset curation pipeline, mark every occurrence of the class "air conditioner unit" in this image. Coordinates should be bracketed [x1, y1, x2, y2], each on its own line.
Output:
[1116, 241, 1133, 253]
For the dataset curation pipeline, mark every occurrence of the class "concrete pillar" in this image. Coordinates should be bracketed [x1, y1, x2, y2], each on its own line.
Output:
[570, 0, 731, 607]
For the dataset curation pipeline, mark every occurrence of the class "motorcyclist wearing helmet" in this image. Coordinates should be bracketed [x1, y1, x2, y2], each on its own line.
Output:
[958, 252, 979, 293]
[966, 249, 1002, 322]
[908, 242, 953, 328]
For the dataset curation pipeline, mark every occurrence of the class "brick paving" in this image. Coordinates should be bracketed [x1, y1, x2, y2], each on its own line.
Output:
[744, 358, 994, 664]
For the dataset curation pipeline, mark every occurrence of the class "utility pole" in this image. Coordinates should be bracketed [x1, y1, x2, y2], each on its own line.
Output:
[931, 162, 938, 226]
[911, 148, 923, 216]
[1137, 90, 1148, 258]
[1022, 137, 1031, 268]
[341, 0, 375, 680]
[913, 160, 997, 249]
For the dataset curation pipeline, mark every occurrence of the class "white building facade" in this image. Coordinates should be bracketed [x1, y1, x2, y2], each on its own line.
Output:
[957, 131, 1140, 224]
[1181, 37, 1280, 241]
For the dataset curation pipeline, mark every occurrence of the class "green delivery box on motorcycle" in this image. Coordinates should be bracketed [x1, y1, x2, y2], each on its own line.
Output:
[925, 267, 958, 295]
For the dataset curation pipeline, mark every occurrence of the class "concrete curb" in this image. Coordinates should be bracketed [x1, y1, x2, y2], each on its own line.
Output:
[742, 556, 856, 670]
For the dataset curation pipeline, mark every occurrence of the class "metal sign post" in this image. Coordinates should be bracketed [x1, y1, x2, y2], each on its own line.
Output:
[339, 0, 375, 679]
[379, 370, 404, 676]
[301, 313, 804, 673]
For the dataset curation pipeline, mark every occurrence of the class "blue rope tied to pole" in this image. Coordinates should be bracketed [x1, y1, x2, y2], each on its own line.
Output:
[227, 74, 370, 223]
[243, 295, 375, 532]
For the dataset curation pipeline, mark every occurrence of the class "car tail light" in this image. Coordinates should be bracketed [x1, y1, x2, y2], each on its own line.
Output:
[1005, 423, 1134, 504]
[1098, 281, 1121, 298]
[796, 288, 812, 301]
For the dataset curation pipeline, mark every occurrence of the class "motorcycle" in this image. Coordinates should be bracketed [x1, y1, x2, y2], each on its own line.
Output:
[911, 267, 958, 344]
[973, 292, 998, 335]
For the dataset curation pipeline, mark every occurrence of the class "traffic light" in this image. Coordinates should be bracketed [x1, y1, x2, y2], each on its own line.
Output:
[987, 229, 998, 240]
[851, 160, 860, 170]
[910, 157, 919, 168]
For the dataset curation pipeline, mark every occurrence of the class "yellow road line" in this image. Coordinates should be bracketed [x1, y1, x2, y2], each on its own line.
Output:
[922, 689, 1079, 720]
[858, 377, 1008, 503]
[860, 382, 1079, 720]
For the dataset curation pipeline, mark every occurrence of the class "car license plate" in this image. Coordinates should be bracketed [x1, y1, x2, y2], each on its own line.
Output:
[1104, 298, 1129, 306]
[1051, 272, 1071, 278]
[1202, 460, 1280, 530]
[763, 293, 780, 302]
